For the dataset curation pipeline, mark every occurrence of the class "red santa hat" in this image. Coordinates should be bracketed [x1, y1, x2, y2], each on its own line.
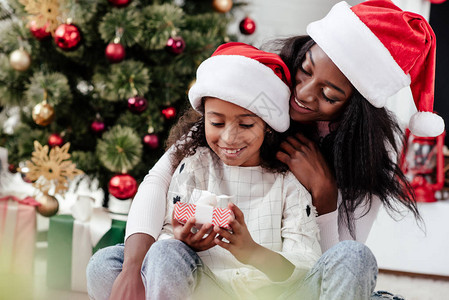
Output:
[307, 0, 444, 137]
[188, 42, 291, 132]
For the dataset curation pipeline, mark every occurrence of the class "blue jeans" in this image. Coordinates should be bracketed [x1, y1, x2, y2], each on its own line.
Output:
[87, 240, 387, 300]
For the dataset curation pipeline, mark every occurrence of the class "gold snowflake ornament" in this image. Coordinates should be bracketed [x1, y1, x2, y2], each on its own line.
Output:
[20, 0, 60, 33]
[25, 140, 83, 195]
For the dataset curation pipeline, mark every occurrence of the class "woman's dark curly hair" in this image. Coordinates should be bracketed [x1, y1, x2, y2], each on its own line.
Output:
[166, 98, 288, 174]
[278, 36, 421, 235]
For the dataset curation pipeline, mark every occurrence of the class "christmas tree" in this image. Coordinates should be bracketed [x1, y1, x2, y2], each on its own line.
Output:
[0, 0, 244, 206]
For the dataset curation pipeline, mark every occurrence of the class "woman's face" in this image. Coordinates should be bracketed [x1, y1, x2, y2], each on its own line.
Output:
[290, 44, 353, 123]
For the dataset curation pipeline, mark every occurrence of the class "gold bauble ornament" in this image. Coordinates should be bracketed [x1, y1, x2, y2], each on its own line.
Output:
[32, 100, 55, 126]
[9, 49, 31, 71]
[212, 0, 233, 13]
[36, 193, 59, 217]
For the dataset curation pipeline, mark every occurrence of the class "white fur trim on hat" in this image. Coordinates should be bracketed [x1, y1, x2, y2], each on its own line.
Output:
[409, 111, 445, 137]
[188, 55, 291, 132]
[306, 1, 411, 108]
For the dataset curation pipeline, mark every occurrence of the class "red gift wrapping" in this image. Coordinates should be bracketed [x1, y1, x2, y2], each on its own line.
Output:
[0, 196, 40, 274]
[173, 202, 232, 230]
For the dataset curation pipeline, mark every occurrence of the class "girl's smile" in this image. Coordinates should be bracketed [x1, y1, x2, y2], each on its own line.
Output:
[204, 97, 266, 167]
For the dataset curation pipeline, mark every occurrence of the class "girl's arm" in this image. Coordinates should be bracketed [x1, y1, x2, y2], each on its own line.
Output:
[213, 203, 296, 282]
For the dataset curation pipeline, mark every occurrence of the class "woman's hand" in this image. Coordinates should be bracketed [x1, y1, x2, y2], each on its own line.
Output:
[109, 267, 145, 300]
[213, 203, 258, 265]
[172, 216, 217, 252]
[276, 132, 338, 215]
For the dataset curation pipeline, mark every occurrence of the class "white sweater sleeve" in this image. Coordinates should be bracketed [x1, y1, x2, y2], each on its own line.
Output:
[124, 146, 176, 242]
[317, 193, 382, 253]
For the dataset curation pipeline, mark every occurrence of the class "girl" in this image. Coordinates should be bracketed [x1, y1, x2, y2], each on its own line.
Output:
[87, 43, 322, 300]
[96, 1, 444, 299]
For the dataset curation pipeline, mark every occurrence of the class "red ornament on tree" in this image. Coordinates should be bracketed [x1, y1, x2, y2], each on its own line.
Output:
[29, 20, 51, 40]
[162, 106, 176, 120]
[54, 23, 82, 50]
[91, 119, 106, 134]
[128, 96, 148, 114]
[239, 17, 256, 35]
[108, 0, 132, 7]
[48, 133, 64, 147]
[105, 42, 125, 63]
[8, 164, 18, 174]
[108, 174, 138, 200]
[143, 134, 159, 149]
[166, 37, 185, 55]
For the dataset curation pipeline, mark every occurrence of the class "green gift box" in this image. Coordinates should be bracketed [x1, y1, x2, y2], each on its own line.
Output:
[47, 213, 126, 292]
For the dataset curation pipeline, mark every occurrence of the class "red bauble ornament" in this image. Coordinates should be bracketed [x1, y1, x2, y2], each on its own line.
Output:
[54, 23, 82, 50]
[239, 17, 256, 35]
[166, 37, 185, 55]
[8, 164, 17, 174]
[428, 0, 447, 3]
[105, 42, 125, 63]
[128, 96, 148, 114]
[108, 0, 131, 7]
[143, 134, 159, 149]
[162, 106, 176, 120]
[29, 20, 51, 40]
[48, 133, 64, 147]
[91, 119, 106, 134]
[108, 174, 138, 200]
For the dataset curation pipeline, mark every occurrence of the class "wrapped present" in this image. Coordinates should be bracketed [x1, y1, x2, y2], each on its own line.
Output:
[0, 195, 40, 275]
[47, 196, 126, 292]
[173, 190, 233, 230]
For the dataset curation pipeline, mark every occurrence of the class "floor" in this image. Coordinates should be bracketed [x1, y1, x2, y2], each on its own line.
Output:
[2, 259, 449, 300]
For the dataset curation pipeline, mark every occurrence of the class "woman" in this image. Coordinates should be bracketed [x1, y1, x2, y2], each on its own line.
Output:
[88, 1, 444, 299]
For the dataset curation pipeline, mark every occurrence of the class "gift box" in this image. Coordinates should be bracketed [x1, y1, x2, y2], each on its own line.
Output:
[174, 202, 232, 230]
[0, 196, 40, 275]
[47, 196, 126, 292]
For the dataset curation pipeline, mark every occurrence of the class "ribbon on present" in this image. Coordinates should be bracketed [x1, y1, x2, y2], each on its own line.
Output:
[174, 190, 233, 230]
[0, 195, 39, 274]
[70, 195, 112, 291]
[47, 195, 126, 292]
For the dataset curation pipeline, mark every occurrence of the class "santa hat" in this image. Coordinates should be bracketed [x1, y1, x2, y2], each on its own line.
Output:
[188, 42, 291, 132]
[307, 0, 444, 137]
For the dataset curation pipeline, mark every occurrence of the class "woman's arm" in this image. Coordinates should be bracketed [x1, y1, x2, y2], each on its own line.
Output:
[317, 194, 382, 252]
[277, 132, 338, 215]
[125, 146, 176, 242]
[109, 147, 176, 299]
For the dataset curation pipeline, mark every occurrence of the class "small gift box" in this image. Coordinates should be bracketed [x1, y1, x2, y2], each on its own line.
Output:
[0, 195, 40, 275]
[47, 196, 126, 292]
[173, 190, 233, 230]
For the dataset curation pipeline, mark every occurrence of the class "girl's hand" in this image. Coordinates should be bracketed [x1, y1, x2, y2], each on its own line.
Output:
[213, 203, 259, 265]
[214, 203, 295, 281]
[276, 132, 338, 215]
[172, 216, 217, 252]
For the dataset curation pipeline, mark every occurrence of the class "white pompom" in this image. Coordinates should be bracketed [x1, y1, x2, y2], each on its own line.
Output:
[409, 111, 445, 137]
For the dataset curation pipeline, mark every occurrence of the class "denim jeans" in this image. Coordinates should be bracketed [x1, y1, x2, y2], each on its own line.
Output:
[87, 240, 391, 300]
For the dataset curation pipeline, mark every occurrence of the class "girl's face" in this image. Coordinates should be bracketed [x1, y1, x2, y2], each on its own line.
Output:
[290, 44, 353, 123]
[204, 97, 266, 167]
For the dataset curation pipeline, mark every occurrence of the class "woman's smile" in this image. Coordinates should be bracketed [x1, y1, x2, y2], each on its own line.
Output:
[291, 97, 314, 113]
